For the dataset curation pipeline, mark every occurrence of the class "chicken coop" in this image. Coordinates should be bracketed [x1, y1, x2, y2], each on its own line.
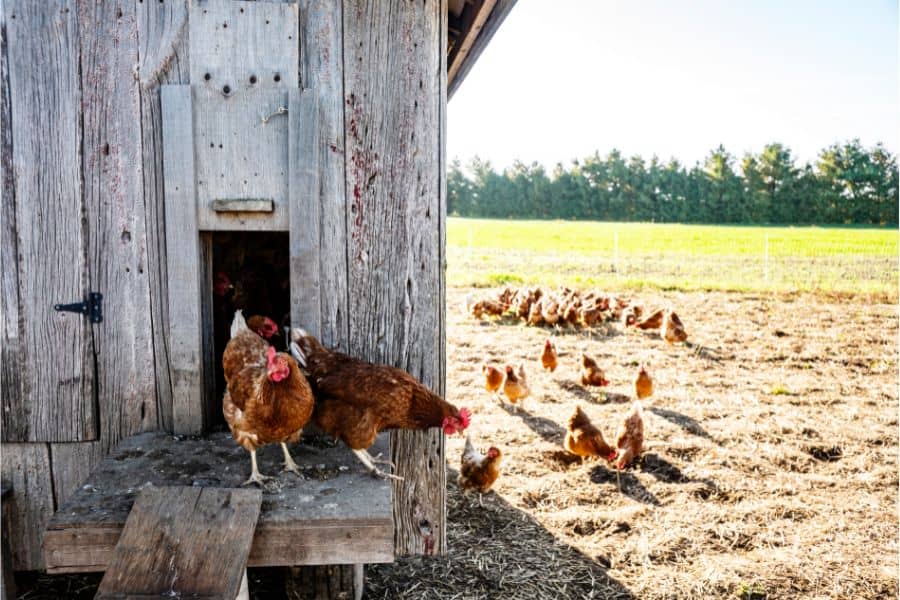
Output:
[0, 0, 514, 597]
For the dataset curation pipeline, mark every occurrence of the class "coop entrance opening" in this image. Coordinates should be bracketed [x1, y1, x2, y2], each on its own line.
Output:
[209, 231, 290, 428]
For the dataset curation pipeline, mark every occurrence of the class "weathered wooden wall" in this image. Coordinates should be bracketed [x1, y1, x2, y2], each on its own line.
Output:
[1, 0, 447, 571]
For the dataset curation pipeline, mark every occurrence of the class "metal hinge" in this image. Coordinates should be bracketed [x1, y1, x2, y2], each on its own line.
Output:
[54, 292, 103, 324]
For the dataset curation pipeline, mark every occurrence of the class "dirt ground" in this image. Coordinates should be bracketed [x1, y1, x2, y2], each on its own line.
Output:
[368, 287, 899, 599]
[14, 288, 898, 599]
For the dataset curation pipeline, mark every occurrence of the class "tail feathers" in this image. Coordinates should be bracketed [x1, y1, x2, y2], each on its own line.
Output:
[463, 435, 475, 456]
[568, 405, 590, 429]
[289, 341, 307, 368]
[230, 310, 247, 339]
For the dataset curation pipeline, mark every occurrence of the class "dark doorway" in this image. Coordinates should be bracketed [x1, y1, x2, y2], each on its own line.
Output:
[209, 231, 291, 428]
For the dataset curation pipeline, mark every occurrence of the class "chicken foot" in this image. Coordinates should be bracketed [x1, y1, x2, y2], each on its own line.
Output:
[242, 450, 281, 491]
[353, 449, 403, 481]
[281, 443, 303, 476]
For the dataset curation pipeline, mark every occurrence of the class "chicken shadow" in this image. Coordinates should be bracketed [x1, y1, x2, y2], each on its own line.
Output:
[552, 380, 630, 405]
[589, 464, 660, 506]
[499, 403, 565, 444]
[639, 453, 724, 501]
[647, 407, 715, 441]
[366, 468, 636, 599]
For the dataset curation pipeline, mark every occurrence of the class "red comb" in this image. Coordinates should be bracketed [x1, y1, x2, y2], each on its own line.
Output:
[458, 407, 471, 428]
[266, 346, 276, 361]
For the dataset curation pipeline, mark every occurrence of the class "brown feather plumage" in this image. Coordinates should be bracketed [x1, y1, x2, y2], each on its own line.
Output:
[294, 331, 469, 450]
[222, 317, 314, 453]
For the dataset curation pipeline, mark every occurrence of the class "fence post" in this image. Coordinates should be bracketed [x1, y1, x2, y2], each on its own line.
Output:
[764, 232, 769, 284]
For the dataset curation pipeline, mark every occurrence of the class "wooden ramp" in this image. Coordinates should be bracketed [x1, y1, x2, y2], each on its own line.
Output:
[96, 486, 260, 600]
[43, 432, 393, 574]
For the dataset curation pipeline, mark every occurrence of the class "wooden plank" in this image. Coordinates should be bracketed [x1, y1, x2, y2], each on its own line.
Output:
[437, 0, 449, 552]
[1, 444, 54, 570]
[289, 88, 322, 336]
[44, 432, 393, 572]
[137, 0, 191, 433]
[212, 199, 275, 212]
[78, 0, 159, 453]
[161, 84, 204, 435]
[0, 2, 22, 444]
[49, 441, 103, 507]
[96, 487, 260, 600]
[447, 0, 516, 98]
[2, 0, 96, 442]
[189, 0, 299, 90]
[192, 87, 291, 232]
[298, 0, 349, 350]
[343, 0, 446, 556]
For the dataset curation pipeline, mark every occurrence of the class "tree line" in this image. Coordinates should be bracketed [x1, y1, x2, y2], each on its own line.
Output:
[448, 140, 898, 225]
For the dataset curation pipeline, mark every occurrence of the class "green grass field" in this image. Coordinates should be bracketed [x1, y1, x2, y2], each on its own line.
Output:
[447, 218, 898, 295]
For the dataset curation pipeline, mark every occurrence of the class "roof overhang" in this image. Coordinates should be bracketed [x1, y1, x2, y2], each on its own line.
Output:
[447, 0, 517, 99]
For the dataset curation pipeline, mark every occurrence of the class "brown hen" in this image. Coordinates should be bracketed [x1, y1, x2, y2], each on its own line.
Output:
[222, 311, 314, 488]
[291, 329, 470, 480]
[564, 405, 616, 460]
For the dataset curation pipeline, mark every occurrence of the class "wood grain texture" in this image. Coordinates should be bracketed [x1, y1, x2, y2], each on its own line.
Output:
[49, 441, 103, 507]
[78, 0, 158, 453]
[189, 0, 299, 90]
[342, 0, 446, 556]
[0, 443, 54, 570]
[44, 432, 393, 572]
[161, 84, 204, 435]
[96, 486, 261, 600]
[289, 88, 322, 336]
[2, 0, 96, 442]
[137, 0, 191, 433]
[0, 4, 21, 442]
[193, 88, 292, 232]
[299, 0, 349, 350]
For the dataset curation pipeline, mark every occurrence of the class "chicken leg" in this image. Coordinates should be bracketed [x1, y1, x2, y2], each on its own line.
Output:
[352, 449, 403, 481]
[242, 450, 280, 490]
[281, 442, 302, 476]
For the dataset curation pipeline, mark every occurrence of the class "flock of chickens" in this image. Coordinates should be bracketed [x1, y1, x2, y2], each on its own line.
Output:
[466, 285, 688, 342]
[455, 286, 690, 496]
[215, 274, 688, 502]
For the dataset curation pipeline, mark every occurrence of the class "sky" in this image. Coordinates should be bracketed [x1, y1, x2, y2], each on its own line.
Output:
[448, 0, 899, 172]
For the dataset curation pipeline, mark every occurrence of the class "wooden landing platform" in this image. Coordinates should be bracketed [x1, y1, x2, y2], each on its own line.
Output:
[44, 432, 393, 574]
